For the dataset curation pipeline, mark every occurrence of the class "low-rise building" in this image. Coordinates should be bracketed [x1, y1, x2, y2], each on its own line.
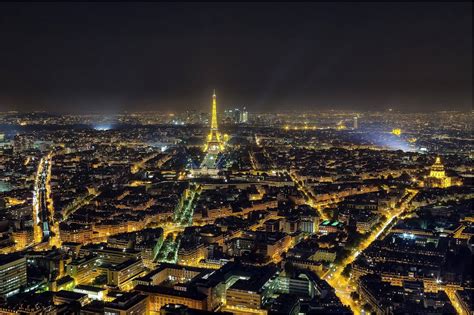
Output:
[103, 292, 149, 315]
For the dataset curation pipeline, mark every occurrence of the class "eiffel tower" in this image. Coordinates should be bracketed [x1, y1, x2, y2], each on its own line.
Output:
[204, 90, 224, 154]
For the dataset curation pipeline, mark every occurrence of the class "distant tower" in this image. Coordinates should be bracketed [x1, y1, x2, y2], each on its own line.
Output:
[204, 90, 224, 154]
[241, 107, 249, 123]
[211, 90, 218, 131]
[353, 116, 358, 129]
[233, 108, 241, 123]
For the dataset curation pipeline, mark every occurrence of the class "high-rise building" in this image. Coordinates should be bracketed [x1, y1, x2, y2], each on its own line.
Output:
[353, 116, 358, 129]
[241, 107, 249, 123]
[0, 253, 27, 298]
[223, 109, 233, 122]
[233, 108, 241, 123]
[223, 108, 241, 124]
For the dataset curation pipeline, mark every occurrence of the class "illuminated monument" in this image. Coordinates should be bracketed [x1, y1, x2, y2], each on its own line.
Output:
[392, 128, 402, 136]
[430, 157, 446, 178]
[203, 90, 224, 153]
[191, 91, 227, 178]
[425, 156, 451, 188]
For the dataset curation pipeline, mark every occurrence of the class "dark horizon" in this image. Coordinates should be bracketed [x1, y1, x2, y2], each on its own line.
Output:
[0, 2, 472, 113]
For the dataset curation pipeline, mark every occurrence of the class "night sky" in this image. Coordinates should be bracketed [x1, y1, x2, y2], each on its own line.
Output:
[0, 3, 471, 113]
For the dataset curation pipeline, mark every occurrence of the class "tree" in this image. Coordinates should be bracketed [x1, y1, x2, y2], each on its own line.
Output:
[346, 227, 366, 249]
[350, 291, 360, 302]
[166, 251, 175, 262]
[322, 207, 333, 219]
[342, 264, 352, 278]
[362, 303, 373, 314]
[335, 248, 351, 264]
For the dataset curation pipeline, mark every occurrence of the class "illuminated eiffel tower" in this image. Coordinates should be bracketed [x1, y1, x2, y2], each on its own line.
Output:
[192, 91, 228, 177]
[204, 90, 224, 154]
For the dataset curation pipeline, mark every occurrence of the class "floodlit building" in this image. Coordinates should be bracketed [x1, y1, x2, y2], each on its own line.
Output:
[73, 284, 106, 301]
[106, 258, 146, 290]
[11, 229, 33, 250]
[225, 264, 279, 312]
[66, 255, 98, 285]
[135, 285, 208, 312]
[425, 157, 452, 188]
[103, 292, 149, 315]
[392, 128, 402, 136]
[318, 220, 344, 235]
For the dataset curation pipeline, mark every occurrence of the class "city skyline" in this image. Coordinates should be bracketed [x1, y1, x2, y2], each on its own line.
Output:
[0, 2, 472, 113]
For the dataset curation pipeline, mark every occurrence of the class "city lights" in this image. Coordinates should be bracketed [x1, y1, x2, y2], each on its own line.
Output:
[0, 2, 471, 314]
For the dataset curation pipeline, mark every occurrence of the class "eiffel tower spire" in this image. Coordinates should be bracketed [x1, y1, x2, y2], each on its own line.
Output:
[204, 90, 224, 153]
